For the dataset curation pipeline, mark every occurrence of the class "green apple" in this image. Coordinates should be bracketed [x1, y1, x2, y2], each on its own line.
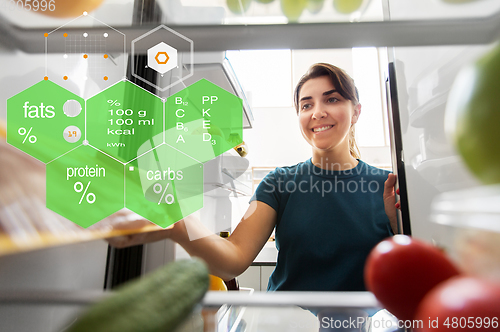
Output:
[227, 0, 252, 14]
[281, 0, 307, 22]
[256, 0, 274, 3]
[445, 44, 500, 184]
[307, 0, 325, 14]
[333, 0, 363, 14]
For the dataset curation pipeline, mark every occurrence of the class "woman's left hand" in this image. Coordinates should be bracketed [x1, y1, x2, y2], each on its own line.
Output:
[383, 173, 400, 234]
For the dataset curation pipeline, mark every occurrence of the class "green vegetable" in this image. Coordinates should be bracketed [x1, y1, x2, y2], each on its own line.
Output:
[68, 258, 209, 332]
[446, 43, 500, 184]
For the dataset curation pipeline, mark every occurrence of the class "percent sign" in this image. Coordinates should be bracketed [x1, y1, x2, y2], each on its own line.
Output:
[18, 127, 37, 144]
[153, 183, 175, 205]
[74, 181, 96, 204]
[107, 99, 121, 107]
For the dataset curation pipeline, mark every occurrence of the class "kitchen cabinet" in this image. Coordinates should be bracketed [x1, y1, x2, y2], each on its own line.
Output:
[238, 264, 275, 292]
[231, 240, 277, 291]
[238, 266, 261, 291]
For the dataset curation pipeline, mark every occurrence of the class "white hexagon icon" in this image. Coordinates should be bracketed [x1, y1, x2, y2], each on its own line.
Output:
[147, 42, 178, 75]
[131, 25, 193, 91]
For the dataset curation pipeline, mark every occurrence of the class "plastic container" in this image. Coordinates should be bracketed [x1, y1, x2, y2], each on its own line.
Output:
[431, 184, 500, 281]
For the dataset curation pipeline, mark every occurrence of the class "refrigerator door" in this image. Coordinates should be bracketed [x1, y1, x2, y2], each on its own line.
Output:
[386, 0, 498, 243]
[386, 62, 412, 235]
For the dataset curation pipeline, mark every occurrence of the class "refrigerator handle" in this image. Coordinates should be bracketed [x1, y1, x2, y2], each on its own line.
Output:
[385, 62, 412, 235]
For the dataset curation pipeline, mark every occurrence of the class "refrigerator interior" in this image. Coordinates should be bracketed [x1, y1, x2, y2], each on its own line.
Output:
[1, 0, 500, 331]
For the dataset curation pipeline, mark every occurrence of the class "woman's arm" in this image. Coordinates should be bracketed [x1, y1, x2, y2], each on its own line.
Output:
[107, 200, 277, 281]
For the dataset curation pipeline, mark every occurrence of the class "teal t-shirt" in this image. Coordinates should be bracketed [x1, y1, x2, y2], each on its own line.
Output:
[250, 159, 393, 292]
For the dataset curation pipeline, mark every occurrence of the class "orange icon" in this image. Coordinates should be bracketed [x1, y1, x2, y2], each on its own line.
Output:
[155, 52, 169, 65]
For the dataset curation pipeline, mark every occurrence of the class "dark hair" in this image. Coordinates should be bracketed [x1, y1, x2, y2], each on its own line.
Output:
[293, 63, 361, 158]
[294, 63, 359, 112]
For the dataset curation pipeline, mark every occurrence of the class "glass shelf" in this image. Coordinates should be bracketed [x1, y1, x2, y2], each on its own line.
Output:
[2, 0, 382, 28]
[2, 0, 500, 28]
[0, 290, 402, 332]
[431, 184, 500, 233]
[1, 0, 500, 53]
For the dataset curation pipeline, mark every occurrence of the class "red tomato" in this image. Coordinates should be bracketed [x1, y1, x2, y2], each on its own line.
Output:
[415, 276, 500, 331]
[364, 235, 460, 322]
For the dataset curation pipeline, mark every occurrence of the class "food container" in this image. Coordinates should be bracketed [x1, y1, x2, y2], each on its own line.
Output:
[431, 184, 500, 281]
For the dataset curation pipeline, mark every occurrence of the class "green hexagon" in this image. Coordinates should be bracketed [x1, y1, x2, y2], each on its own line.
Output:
[7, 80, 85, 163]
[46, 145, 124, 228]
[165, 79, 243, 163]
[86, 80, 164, 163]
[125, 141, 203, 228]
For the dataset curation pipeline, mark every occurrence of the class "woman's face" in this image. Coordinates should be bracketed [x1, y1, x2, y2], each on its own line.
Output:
[297, 76, 360, 153]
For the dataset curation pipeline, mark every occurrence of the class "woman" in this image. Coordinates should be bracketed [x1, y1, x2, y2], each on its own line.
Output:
[110, 63, 398, 292]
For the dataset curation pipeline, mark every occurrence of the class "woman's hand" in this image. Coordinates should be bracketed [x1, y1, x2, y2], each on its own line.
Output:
[105, 213, 218, 249]
[106, 210, 176, 248]
[383, 173, 401, 234]
[106, 226, 174, 248]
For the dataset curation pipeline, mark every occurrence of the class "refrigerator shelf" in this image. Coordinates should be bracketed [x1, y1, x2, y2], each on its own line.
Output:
[0, 289, 378, 308]
[431, 184, 500, 233]
[1, 8, 500, 53]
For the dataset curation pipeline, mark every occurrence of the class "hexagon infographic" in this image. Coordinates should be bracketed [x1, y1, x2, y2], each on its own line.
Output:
[148, 42, 178, 74]
[44, 12, 126, 85]
[5, 16, 250, 231]
[6, 80, 85, 163]
[7, 75, 243, 229]
[165, 79, 243, 163]
[125, 142, 203, 229]
[46, 145, 124, 228]
[131, 25, 193, 91]
[86, 80, 164, 163]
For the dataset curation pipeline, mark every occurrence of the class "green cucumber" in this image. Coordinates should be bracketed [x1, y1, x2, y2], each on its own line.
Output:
[68, 258, 209, 332]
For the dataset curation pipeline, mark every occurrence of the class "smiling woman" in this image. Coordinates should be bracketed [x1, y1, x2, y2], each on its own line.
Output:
[247, 63, 397, 291]
[108, 62, 399, 293]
